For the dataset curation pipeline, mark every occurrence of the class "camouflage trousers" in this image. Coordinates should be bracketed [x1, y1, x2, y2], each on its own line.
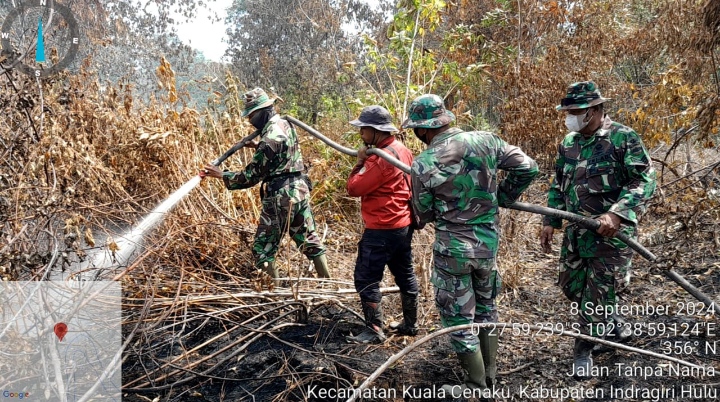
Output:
[253, 190, 325, 268]
[559, 231, 632, 337]
[431, 252, 502, 354]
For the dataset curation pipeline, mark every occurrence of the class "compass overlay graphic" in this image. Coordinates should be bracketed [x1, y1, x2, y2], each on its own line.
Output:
[1, 0, 80, 78]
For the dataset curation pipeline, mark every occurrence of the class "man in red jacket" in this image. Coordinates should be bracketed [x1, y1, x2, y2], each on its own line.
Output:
[346, 105, 419, 344]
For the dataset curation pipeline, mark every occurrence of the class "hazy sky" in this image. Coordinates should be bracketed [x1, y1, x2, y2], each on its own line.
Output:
[173, 0, 383, 63]
[173, 0, 234, 62]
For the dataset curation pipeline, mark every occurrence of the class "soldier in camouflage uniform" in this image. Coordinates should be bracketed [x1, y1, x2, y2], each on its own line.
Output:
[403, 94, 538, 395]
[203, 88, 330, 279]
[540, 81, 656, 379]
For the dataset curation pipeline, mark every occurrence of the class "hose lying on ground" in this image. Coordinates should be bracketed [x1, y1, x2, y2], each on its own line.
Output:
[345, 322, 712, 402]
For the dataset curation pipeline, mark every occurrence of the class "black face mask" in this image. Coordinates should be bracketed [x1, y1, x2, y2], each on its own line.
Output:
[413, 128, 429, 145]
[249, 107, 275, 130]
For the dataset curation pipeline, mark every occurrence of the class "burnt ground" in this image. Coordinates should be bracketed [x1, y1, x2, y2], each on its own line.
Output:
[120, 208, 720, 402]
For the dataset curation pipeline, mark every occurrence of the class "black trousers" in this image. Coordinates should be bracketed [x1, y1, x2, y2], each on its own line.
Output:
[354, 226, 418, 303]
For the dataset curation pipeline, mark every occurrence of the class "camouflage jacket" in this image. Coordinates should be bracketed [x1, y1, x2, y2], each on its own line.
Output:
[223, 115, 307, 194]
[411, 127, 539, 258]
[543, 115, 656, 255]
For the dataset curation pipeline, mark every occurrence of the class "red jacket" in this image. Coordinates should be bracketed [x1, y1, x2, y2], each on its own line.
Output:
[347, 137, 413, 229]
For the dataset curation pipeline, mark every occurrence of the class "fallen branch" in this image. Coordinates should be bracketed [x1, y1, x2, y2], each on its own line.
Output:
[500, 362, 533, 375]
[123, 286, 401, 307]
[347, 322, 713, 402]
[125, 321, 301, 392]
[125, 308, 303, 391]
[0, 223, 28, 254]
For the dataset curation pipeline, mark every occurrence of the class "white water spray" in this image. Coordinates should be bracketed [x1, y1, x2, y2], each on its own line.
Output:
[80, 176, 202, 277]
[73, 130, 262, 280]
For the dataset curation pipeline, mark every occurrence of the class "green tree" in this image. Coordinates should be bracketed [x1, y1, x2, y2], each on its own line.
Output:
[225, 0, 385, 122]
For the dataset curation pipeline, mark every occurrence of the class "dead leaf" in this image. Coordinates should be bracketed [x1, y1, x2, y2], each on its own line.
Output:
[84, 228, 95, 247]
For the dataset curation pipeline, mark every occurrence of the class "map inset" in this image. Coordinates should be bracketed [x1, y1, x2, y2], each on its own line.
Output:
[0, 281, 121, 401]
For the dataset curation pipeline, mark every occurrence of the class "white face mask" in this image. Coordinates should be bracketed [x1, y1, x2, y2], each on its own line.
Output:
[565, 110, 591, 132]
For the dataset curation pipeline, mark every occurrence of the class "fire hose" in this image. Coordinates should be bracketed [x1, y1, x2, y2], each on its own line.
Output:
[215, 115, 716, 307]
[210, 129, 262, 166]
[284, 116, 715, 308]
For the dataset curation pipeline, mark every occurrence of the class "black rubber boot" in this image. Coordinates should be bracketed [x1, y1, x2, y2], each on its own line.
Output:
[573, 338, 595, 380]
[593, 314, 633, 354]
[478, 328, 498, 386]
[389, 293, 418, 336]
[347, 301, 386, 344]
[612, 314, 633, 341]
[441, 351, 487, 397]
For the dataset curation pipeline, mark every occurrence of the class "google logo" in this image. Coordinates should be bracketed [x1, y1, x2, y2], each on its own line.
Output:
[1, 391, 30, 399]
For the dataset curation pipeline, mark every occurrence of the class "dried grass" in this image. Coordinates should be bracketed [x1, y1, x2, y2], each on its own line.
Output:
[3, 46, 720, 399]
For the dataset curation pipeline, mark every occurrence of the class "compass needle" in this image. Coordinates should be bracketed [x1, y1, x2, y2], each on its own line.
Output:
[36, 16, 45, 63]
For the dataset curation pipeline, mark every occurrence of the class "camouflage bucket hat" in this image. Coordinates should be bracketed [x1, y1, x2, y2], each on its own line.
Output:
[556, 81, 610, 111]
[349, 105, 398, 132]
[401, 94, 456, 129]
[242, 87, 276, 117]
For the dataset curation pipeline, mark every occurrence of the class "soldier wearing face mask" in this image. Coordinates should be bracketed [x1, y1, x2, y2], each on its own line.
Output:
[202, 88, 329, 279]
[540, 81, 656, 379]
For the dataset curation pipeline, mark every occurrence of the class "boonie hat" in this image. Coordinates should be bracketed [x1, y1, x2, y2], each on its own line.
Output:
[401, 94, 456, 129]
[242, 87, 276, 117]
[349, 105, 398, 132]
[557, 81, 610, 111]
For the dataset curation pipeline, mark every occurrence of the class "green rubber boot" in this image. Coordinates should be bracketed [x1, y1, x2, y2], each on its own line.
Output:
[312, 254, 331, 278]
[441, 351, 487, 397]
[262, 261, 278, 279]
[478, 329, 498, 386]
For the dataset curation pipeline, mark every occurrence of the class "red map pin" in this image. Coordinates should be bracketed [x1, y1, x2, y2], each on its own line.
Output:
[54, 323, 68, 341]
